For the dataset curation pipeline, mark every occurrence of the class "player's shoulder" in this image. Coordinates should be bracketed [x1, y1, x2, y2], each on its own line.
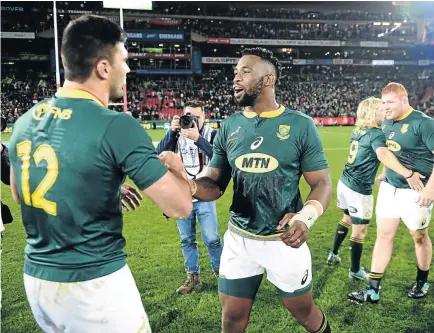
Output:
[281, 108, 316, 128]
[219, 112, 244, 129]
[407, 110, 434, 130]
[366, 127, 385, 141]
[413, 110, 433, 122]
[366, 126, 383, 134]
[12, 98, 53, 132]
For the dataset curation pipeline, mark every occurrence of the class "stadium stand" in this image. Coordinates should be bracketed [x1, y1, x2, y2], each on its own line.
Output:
[1, 1, 433, 125]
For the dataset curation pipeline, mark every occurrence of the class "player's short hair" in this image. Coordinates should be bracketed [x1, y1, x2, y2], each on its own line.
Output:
[241, 47, 282, 85]
[382, 82, 408, 97]
[61, 15, 127, 83]
[355, 97, 382, 128]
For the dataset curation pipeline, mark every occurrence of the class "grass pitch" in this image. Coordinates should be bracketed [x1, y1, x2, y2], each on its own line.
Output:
[1, 127, 433, 333]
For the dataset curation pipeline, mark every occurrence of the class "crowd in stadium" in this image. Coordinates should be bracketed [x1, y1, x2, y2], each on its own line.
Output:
[152, 3, 409, 22]
[2, 67, 433, 123]
[128, 19, 416, 41]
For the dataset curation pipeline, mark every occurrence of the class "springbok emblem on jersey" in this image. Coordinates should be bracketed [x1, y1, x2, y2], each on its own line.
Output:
[401, 124, 409, 134]
[277, 125, 291, 140]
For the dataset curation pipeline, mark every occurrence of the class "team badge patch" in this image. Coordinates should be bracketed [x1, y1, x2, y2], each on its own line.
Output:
[277, 125, 291, 140]
[401, 124, 409, 134]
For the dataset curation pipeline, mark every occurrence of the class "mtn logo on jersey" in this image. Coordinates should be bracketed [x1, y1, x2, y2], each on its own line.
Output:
[235, 153, 279, 173]
[386, 140, 401, 152]
[250, 136, 264, 150]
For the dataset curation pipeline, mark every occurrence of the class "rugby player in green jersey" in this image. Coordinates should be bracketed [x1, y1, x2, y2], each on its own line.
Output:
[349, 83, 434, 304]
[8, 15, 192, 333]
[186, 48, 333, 333]
[327, 97, 424, 282]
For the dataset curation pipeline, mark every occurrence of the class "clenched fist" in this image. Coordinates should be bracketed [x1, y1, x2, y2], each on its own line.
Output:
[159, 151, 188, 181]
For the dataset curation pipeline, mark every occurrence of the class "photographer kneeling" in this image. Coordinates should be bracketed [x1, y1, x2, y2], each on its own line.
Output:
[157, 100, 223, 294]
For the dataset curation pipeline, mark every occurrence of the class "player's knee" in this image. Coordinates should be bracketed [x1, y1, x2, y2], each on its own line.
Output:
[289, 302, 315, 328]
[411, 231, 429, 245]
[352, 225, 368, 239]
[222, 308, 249, 328]
[342, 214, 352, 224]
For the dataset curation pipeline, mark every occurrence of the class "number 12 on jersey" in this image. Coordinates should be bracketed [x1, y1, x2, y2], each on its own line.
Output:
[16, 140, 59, 216]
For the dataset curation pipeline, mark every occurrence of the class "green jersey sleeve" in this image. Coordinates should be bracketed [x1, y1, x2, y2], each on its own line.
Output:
[420, 116, 434, 152]
[102, 113, 167, 190]
[370, 130, 387, 151]
[300, 118, 329, 172]
[209, 122, 230, 169]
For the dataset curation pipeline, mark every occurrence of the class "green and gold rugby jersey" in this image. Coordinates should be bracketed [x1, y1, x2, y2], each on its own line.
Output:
[340, 126, 387, 195]
[209, 105, 328, 240]
[8, 88, 167, 282]
[382, 109, 434, 189]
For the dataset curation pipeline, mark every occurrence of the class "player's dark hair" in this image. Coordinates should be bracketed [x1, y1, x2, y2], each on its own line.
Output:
[61, 15, 127, 83]
[241, 47, 282, 85]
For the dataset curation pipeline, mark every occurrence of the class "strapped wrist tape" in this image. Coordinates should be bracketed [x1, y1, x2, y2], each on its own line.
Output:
[290, 200, 324, 229]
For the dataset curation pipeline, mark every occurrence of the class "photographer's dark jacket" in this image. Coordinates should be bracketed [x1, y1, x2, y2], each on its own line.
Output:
[157, 125, 217, 179]
[1, 143, 13, 227]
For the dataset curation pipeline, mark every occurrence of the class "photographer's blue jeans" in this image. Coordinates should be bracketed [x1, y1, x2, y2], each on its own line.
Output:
[176, 201, 223, 274]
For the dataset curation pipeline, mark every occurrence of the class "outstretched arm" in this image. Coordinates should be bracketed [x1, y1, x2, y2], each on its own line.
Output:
[191, 166, 232, 202]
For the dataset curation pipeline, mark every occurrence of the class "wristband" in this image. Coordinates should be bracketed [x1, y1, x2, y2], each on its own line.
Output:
[405, 170, 414, 179]
[290, 201, 323, 229]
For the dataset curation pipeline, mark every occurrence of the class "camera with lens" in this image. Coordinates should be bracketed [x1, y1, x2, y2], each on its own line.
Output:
[179, 113, 198, 129]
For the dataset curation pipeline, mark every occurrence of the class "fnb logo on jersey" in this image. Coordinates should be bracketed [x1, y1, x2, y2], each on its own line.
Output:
[235, 153, 279, 173]
[386, 140, 401, 152]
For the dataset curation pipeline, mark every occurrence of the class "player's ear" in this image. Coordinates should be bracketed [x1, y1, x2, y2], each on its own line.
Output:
[264, 74, 275, 87]
[95, 59, 110, 81]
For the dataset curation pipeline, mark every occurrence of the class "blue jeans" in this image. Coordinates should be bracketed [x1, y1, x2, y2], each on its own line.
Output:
[176, 201, 223, 274]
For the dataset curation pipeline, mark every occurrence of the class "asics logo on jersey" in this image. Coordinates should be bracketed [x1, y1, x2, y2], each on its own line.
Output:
[388, 132, 395, 139]
[250, 136, 264, 150]
[235, 153, 279, 173]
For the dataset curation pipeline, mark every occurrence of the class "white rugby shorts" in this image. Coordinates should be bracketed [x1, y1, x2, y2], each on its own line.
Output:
[24, 264, 151, 333]
[376, 181, 433, 230]
[337, 180, 374, 224]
